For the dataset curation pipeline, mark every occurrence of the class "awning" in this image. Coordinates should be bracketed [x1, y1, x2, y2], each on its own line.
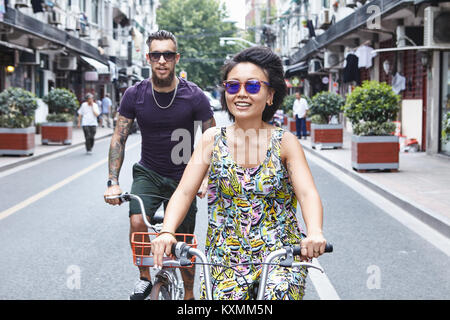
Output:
[284, 61, 308, 78]
[81, 56, 109, 74]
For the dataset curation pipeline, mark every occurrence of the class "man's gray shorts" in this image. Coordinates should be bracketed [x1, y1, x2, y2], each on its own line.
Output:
[129, 163, 197, 235]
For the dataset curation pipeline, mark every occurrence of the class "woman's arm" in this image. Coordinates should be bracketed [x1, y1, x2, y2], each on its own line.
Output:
[281, 131, 326, 260]
[151, 127, 216, 268]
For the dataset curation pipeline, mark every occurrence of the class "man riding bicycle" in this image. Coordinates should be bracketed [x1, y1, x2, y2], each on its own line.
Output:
[104, 30, 215, 300]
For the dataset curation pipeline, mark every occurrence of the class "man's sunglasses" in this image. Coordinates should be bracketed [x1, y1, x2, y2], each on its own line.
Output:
[223, 80, 270, 95]
[148, 51, 178, 62]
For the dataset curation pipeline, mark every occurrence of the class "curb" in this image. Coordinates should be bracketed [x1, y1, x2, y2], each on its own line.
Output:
[301, 143, 450, 239]
[0, 133, 113, 173]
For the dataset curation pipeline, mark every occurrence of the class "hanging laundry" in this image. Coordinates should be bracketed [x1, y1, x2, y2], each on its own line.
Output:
[355, 45, 377, 69]
[392, 72, 406, 94]
[343, 53, 360, 84]
[31, 0, 44, 13]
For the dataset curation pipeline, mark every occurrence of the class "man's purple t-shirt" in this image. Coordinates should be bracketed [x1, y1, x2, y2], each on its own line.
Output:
[119, 77, 213, 181]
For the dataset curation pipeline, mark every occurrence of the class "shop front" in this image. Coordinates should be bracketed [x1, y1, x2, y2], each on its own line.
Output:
[441, 51, 450, 156]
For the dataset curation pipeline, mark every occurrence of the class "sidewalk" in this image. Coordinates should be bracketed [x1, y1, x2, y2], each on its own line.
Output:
[299, 130, 450, 238]
[0, 126, 114, 172]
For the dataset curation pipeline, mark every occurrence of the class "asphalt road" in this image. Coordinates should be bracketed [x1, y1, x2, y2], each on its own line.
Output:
[0, 111, 448, 300]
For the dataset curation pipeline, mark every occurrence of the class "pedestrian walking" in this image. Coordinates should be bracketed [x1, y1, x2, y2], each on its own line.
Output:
[103, 30, 216, 300]
[150, 46, 327, 300]
[293, 91, 309, 139]
[77, 93, 100, 155]
[101, 93, 112, 128]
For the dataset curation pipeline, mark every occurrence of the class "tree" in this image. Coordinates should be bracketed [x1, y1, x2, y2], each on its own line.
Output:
[156, 0, 239, 89]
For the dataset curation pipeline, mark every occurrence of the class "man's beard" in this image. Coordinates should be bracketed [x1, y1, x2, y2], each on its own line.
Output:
[152, 68, 175, 88]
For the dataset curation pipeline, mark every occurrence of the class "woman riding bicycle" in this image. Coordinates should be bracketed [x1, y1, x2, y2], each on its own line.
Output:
[151, 46, 327, 300]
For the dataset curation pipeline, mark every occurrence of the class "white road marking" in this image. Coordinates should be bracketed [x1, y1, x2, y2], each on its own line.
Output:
[0, 141, 140, 222]
[308, 258, 340, 300]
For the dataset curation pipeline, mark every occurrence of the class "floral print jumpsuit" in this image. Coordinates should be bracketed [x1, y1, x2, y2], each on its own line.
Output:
[200, 127, 308, 300]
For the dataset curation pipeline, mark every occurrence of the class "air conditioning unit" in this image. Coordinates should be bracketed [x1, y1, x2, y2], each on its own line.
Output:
[300, 27, 310, 43]
[66, 15, 77, 31]
[98, 36, 110, 47]
[19, 51, 40, 65]
[57, 56, 77, 70]
[14, 0, 30, 8]
[48, 11, 62, 25]
[424, 7, 450, 48]
[324, 51, 344, 69]
[308, 59, 323, 74]
[345, 0, 357, 7]
[318, 9, 331, 29]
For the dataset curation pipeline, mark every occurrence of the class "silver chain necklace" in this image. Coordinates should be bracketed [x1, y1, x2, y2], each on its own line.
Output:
[151, 78, 178, 109]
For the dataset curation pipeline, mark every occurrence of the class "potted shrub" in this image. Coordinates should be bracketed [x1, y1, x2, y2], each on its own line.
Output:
[343, 80, 401, 172]
[42, 88, 79, 145]
[0, 87, 38, 156]
[281, 94, 296, 130]
[309, 91, 345, 149]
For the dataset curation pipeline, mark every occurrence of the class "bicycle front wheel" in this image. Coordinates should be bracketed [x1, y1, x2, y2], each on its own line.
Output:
[150, 279, 171, 300]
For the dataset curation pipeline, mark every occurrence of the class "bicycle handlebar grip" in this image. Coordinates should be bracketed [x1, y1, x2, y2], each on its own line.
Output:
[292, 242, 333, 255]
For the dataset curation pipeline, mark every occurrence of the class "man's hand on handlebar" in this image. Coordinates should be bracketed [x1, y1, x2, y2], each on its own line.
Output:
[104, 185, 123, 206]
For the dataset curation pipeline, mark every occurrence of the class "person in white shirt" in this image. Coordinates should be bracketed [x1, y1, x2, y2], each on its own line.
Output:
[293, 92, 309, 139]
[77, 93, 100, 154]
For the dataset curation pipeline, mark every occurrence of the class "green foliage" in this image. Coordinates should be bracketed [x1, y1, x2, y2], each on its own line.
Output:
[156, 0, 239, 88]
[343, 81, 400, 136]
[0, 87, 38, 128]
[353, 121, 397, 136]
[309, 114, 327, 124]
[281, 94, 296, 114]
[309, 91, 345, 124]
[43, 88, 79, 122]
[442, 112, 450, 142]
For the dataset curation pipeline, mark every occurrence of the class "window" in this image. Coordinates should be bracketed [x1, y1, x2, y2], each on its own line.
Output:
[92, 0, 99, 24]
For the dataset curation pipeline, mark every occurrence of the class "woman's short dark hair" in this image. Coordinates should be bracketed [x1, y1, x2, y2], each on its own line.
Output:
[220, 46, 287, 122]
[146, 30, 178, 50]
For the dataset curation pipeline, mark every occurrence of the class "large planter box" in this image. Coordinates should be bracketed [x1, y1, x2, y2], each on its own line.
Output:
[351, 135, 399, 172]
[0, 127, 35, 156]
[311, 123, 343, 149]
[289, 117, 296, 133]
[41, 122, 73, 145]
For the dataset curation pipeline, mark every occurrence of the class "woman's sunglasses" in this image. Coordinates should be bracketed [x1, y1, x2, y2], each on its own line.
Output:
[148, 51, 178, 62]
[223, 80, 270, 95]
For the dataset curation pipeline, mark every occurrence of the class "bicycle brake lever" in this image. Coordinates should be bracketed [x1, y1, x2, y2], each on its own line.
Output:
[279, 246, 294, 268]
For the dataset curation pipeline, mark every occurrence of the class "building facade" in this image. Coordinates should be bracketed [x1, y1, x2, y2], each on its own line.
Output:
[0, 0, 158, 120]
[276, 0, 450, 157]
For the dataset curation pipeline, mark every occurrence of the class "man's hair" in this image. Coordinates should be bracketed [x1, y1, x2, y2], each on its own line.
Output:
[146, 30, 178, 50]
[220, 46, 287, 122]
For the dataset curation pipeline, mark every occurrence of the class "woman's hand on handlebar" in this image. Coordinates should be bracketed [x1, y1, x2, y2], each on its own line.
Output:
[300, 232, 327, 261]
[104, 185, 123, 206]
[151, 233, 177, 269]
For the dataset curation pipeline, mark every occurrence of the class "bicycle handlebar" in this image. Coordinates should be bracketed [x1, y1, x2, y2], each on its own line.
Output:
[171, 240, 333, 300]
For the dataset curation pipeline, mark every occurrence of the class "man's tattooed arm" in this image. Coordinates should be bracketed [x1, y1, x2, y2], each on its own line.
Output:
[202, 116, 216, 133]
[108, 115, 134, 182]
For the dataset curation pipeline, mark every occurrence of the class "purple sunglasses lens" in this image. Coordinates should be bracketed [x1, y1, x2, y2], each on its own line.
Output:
[245, 81, 262, 94]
